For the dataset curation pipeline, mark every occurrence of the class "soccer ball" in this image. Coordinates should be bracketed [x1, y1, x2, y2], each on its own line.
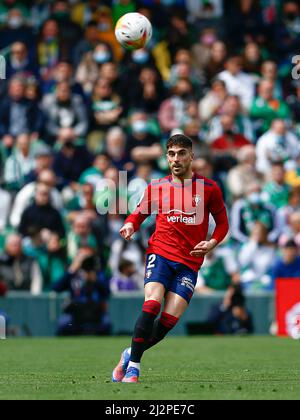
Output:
[115, 13, 152, 51]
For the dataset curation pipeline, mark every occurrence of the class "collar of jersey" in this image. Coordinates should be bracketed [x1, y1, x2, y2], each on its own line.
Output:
[168, 174, 197, 188]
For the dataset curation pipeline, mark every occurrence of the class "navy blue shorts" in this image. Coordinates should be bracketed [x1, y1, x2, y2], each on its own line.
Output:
[144, 254, 198, 304]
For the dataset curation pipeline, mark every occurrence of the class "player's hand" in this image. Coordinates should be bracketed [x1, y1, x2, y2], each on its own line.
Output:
[190, 240, 218, 258]
[120, 223, 135, 241]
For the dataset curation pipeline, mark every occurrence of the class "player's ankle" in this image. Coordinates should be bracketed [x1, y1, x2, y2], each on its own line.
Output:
[128, 361, 141, 372]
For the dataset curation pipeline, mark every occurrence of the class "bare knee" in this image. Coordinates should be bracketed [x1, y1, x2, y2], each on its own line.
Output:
[145, 282, 165, 304]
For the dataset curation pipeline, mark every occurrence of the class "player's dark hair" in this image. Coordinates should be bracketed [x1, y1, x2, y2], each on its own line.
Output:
[167, 134, 193, 150]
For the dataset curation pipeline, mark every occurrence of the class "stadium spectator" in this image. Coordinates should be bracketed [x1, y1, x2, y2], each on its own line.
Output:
[277, 187, 300, 235]
[241, 42, 263, 76]
[199, 79, 227, 123]
[158, 79, 194, 134]
[196, 244, 240, 294]
[51, 0, 82, 55]
[0, 76, 43, 143]
[217, 55, 255, 111]
[76, 43, 114, 95]
[71, 0, 103, 28]
[203, 41, 228, 82]
[42, 81, 88, 145]
[127, 111, 162, 165]
[4, 133, 35, 192]
[42, 61, 85, 98]
[262, 162, 290, 209]
[272, 240, 300, 284]
[227, 145, 260, 200]
[25, 143, 54, 183]
[79, 151, 109, 185]
[256, 119, 300, 176]
[279, 211, 300, 252]
[250, 80, 291, 135]
[205, 285, 254, 335]
[53, 253, 110, 336]
[128, 66, 166, 113]
[0, 6, 34, 50]
[211, 114, 252, 173]
[225, 0, 265, 47]
[19, 183, 65, 238]
[110, 259, 142, 293]
[37, 19, 68, 82]
[52, 139, 93, 191]
[260, 61, 283, 100]
[73, 20, 101, 68]
[0, 233, 42, 295]
[24, 230, 67, 291]
[208, 95, 255, 143]
[6, 42, 38, 80]
[0, 185, 11, 234]
[231, 182, 279, 244]
[10, 169, 62, 230]
[239, 222, 276, 291]
[67, 214, 98, 261]
[88, 77, 123, 152]
[105, 127, 133, 172]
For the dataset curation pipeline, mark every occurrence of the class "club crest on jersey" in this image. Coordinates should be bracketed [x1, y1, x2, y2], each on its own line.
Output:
[146, 270, 152, 279]
[193, 195, 202, 207]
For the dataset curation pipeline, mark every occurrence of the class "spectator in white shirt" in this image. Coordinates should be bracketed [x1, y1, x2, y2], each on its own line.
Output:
[217, 56, 255, 111]
[256, 119, 300, 176]
[239, 222, 277, 291]
[4, 133, 35, 191]
[0, 187, 11, 233]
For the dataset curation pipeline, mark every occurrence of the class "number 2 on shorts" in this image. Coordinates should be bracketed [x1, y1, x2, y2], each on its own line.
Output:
[147, 254, 156, 269]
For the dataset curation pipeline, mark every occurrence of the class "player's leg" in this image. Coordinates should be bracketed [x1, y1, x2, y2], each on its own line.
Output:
[146, 292, 188, 349]
[146, 265, 198, 350]
[122, 282, 165, 383]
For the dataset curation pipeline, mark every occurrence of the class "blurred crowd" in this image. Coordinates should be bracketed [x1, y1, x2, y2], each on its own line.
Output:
[0, 0, 300, 322]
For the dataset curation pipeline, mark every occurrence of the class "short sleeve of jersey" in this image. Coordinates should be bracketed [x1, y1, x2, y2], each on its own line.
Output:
[208, 182, 226, 216]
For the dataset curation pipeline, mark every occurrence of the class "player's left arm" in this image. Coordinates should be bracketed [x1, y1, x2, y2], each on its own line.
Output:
[191, 183, 229, 258]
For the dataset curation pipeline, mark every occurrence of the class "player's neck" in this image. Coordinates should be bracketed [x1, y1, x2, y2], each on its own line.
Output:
[171, 170, 194, 183]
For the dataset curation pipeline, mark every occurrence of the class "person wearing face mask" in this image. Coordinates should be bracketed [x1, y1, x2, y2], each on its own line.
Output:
[0, 8, 34, 50]
[73, 21, 100, 67]
[231, 182, 279, 245]
[120, 48, 159, 103]
[94, 6, 123, 61]
[76, 43, 113, 95]
[126, 111, 162, 166]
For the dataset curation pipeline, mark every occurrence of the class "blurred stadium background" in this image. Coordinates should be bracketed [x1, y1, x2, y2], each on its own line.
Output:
[0, 0, 300, 339]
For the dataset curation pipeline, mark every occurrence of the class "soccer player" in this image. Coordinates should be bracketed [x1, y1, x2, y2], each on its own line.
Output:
[112, 134, 229, 383]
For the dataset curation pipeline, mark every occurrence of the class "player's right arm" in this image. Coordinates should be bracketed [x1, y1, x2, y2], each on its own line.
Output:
[120, 183, 155, 241]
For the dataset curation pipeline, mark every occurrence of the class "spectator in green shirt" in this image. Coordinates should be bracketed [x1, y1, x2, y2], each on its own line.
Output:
[262, 161, 290, 209]
[250, 79, 291, 135]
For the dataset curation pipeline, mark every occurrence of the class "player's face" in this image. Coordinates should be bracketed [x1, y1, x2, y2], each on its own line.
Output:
[167, 146, 194, 178]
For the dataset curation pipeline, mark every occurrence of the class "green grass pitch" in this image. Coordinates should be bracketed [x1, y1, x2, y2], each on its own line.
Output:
[0, 337, 299, 400]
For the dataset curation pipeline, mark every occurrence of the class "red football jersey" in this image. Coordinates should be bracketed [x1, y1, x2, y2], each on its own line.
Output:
[125, 174, 229, 272]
